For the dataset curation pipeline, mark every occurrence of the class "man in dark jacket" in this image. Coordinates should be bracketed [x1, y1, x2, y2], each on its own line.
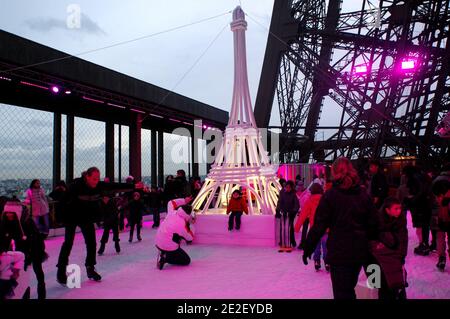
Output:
[368, 160, 389, 209]
[56, 167, 136, 285]
[302, 157, 378, 299]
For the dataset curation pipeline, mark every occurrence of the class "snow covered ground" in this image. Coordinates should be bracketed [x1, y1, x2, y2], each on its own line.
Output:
[33, 215, 450, 299]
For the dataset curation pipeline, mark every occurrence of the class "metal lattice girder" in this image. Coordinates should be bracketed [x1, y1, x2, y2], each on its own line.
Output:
[255, 0, 450, 164]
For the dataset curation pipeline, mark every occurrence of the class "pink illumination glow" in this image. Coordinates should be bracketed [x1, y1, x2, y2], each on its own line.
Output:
[106, 102, 126, 109]
[82, 96, 104, 104]
[51, 86, 59, 93]
[130, 108, 145, 114]
[401, 59, 416, 70]
[0, 76, 12, 81]
[64, 90, 72, 95]
[149, 113, 164, 118]
[20, 81, 48, 90]
[183, 122, 193, 126]
[353, 64, 368, 74]
[169, 118, 182, 123]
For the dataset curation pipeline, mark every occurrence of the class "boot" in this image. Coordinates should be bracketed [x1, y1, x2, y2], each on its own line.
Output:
[56, 266, 67, 286]
[97, 243, 105, 255]
[137, 234, 142, 241]
[157, 251, 166, 270]
[314, 260, 321, 271]
[325, 264, 330, 272]
[37, 282, 46, 300]
[437, 256, 446, 272]
[115, 241, 121, 253]
[86, 266, 102, 282]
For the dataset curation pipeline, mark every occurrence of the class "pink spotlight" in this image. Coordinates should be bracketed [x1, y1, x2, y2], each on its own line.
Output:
[401, 59, 416, 70]
[203, 125, 207, 129]
[51, 86, 59, 93]
[353, 64, 368, 74]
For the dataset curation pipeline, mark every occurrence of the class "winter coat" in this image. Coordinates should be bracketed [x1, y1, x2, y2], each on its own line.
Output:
[155, 207, 193, 252]
[49, 188, 69, 224]
[370, 173, 389, 207]
[226, 197, 248, 214]
[24, 188, 49, 217]
[403, 172, 432, 217]
[303, 184, 378, 266]
[167, 198, 189, 216]
[100, 199, 120, 227]
[128, 200, 144, 224]
[294, 194, 322, 232]
[173, 176, 191, 199]
[146, 192, 162, 209]
[276, 189, 300, 217]
[369, 210, 408, 289]
[64, 178, 134, 225]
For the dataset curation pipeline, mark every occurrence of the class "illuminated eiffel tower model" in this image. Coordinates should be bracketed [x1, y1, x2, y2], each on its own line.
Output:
[192, 6, 281, 215]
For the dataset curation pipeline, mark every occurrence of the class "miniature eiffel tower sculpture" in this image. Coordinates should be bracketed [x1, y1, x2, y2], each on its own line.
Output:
[192, 6, 281, 215]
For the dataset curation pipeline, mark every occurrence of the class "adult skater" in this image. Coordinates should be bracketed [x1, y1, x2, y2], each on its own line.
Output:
[56, 167, 137, 285]
[155, 205, 193, 270]
[276, 180, 300, 252]
[302, 157, 378, 299]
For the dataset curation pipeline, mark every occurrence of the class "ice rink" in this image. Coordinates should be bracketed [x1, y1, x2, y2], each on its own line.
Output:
[34, 215, 450, 299]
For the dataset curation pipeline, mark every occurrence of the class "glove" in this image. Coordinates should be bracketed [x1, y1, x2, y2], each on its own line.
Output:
[302, 253, 310, 266]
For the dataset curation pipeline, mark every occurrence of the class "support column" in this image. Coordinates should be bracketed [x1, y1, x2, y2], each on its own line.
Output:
[129, 113, 142, 182]
[105, 121, 115, 181]
[66, 115, 74, 183]
[191, 134, 199, 178]
[151, 130, 157, 186]
[53, 112, 62, 187]
[157, 130, 164, 187]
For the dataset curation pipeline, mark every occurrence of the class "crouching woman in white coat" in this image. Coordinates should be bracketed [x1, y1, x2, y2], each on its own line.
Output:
[155, 205, 193, 270]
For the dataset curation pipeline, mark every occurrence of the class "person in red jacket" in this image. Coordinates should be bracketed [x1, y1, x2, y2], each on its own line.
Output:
[226, 190, 248, 231]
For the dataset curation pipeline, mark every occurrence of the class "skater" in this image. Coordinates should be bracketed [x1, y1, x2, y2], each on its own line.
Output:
[147, 185, 162, 229]
[302, 157, 378, 299]
[369, 197, 408, 300]
[98, 194, 121, 255]
[294, 183, 328, 271]
[296, 185, 311, 250]
[276, 180, 299, 252]
[128, 192, 145, 242]
[368, 160, 389, 209]
[56, 167, 136, 285]
[226, 190, 248, 231]
[403, 166, 433, 256]
[24, 179, 50, 237]
[155, 205, 193, 270]
[431, 179, 450, 271]
[0, 201, 48, 299]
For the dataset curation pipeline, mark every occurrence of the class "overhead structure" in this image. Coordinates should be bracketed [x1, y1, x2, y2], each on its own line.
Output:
[255, 0, 450, 165]
[192, 6, 281, 215]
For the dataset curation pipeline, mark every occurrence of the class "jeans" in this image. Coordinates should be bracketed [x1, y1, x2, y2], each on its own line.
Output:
[33, 214, 50, 235]
[57, 223, 97, 268]
[129, 220, 142, 240]
[330, 264, 362, 299]
[101, 223, 120, 244]
[437, 230, 450, 258]
[162, 248, 191, 266]
[228, 211, 243, 230]
[313, 233, 328, 262]
[150, 207, 160, 227]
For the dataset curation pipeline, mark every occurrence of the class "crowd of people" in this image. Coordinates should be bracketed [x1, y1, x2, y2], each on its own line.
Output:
[0, 158, 448, 300]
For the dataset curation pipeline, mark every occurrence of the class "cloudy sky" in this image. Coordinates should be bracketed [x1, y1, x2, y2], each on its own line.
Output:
[0, 0, 278, 181]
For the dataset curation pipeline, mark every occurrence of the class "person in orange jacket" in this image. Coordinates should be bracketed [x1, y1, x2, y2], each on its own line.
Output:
[294, 183, 329, 271]
[226, 190, 249, 231]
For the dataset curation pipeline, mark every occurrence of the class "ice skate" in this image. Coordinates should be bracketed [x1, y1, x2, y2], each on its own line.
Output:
[137, 235, 142, 241]
[115, 241, 121, 253]
[86, 266, 102, 282]
[56, 266, 67, 286]
[437, 256, 446, 272]
[325, 264, 330, 272]
[414, 243, 430, 256]
[314, 260, 321, 271]
[285, 247, 293, 253]
[97, 243, 105, 255]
